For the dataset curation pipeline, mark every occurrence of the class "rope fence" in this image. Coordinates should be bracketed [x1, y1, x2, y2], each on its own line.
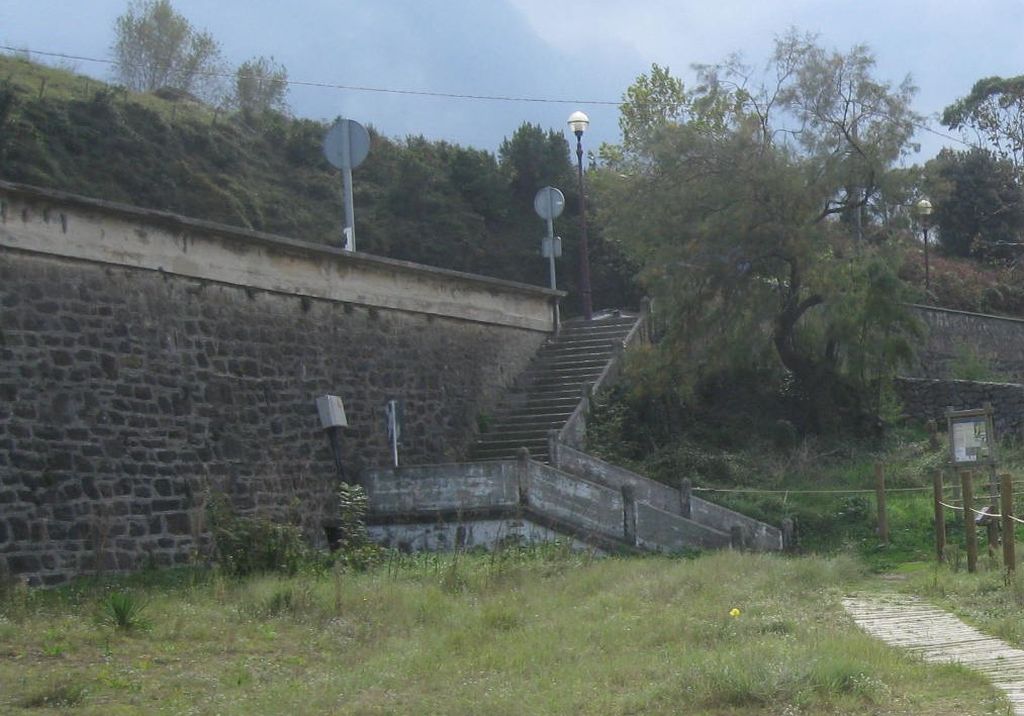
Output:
[693, 466, 1023, 574]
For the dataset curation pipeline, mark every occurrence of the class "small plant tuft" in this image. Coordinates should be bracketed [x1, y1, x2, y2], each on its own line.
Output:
[98, 591, 149, 631]
[18, 680, 87, 708]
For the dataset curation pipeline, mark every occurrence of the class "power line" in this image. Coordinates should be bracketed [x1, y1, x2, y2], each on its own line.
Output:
[0, 45, 621, 106]
[0, 43, 979, 150]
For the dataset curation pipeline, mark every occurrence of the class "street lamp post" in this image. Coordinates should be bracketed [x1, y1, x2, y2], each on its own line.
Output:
[568, 110, 593, 321]
[915, 197, 934, 295]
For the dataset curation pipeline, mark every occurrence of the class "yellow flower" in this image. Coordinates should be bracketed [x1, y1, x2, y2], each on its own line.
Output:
[729, 608, 741, 618]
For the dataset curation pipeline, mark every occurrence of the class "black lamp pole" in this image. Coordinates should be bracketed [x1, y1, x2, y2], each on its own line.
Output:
[569, 112, 593, 321]
[923, 223, 930, 294]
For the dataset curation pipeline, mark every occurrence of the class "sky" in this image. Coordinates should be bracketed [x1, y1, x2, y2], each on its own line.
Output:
[3, 0, 1024, 162]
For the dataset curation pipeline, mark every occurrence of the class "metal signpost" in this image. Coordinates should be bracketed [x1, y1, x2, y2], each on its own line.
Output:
[323, 118, 371, 251]
[533, 186, 565, 290]
[385, 399, 402, 468]
[534, 186, 564, 327]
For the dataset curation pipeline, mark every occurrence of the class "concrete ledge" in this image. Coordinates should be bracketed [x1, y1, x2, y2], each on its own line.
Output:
[910, 303, 1024, 326]
[0, 180, 561, 331]
[527, 463, 624, 540]
[554, 442, 783, 551]
[689, 496, 783, 551]
[554, 443, 680, 513]
[635, 502, 731, 551]
[364, 462, 520, 514]
[368, 503, 638, 555]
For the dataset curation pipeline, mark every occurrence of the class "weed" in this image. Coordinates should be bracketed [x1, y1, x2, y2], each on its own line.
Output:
[98, 591, 149, 631]
[18, 679, 86, 708]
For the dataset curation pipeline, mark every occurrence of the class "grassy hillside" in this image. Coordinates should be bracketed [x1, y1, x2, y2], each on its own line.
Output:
[0, 550, 1010, 715]
[0, 55, 639, 310]
[0, 56, 338, 241]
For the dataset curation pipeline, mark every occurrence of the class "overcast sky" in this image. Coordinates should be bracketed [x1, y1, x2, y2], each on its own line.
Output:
[3, 0, 1024, 162]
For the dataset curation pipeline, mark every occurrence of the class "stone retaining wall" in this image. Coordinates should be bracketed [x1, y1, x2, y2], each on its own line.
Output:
[911, 305, 1024, 382]
[894, 377, 1024, 440]
[0, 182, 559, 585]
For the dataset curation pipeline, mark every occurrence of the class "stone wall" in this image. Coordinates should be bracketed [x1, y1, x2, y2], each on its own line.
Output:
[0, 182, 558, 585]
[894, 377, 1024, 440]
[911, 305, 1024, 382]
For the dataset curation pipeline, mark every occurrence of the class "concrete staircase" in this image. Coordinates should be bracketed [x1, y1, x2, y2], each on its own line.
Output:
[368, 304, 786, 555]
[469, 311, 639, 463]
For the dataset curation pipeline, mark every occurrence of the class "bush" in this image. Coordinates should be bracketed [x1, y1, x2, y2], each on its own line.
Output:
[334, 482, 383, 571]
[206, 493, 311, 577]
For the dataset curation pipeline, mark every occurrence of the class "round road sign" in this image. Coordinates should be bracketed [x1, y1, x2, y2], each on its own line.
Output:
[533, 186, 565, 220]
[323, 118, 371, 170]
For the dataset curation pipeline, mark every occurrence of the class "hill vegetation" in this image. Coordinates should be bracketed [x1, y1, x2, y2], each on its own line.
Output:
[0, 53, 638, 312]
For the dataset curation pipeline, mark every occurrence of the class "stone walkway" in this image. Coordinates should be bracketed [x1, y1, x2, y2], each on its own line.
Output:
[843, 593, 1024, 715]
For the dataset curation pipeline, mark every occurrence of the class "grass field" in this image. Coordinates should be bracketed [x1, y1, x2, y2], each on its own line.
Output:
[0, 549, 1013, 715]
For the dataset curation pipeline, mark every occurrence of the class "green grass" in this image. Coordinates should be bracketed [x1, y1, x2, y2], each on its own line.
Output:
[0, 549, 1012, 715]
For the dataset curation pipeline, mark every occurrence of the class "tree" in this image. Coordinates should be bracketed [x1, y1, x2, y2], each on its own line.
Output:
[498, 123, 575, 207]
[925, 148, 1024, 258]
[617, 63, 689, 152]
[234, 56, 289, 115]
[943, 76, 1024, 170]
[597, 32, 921, 431]
[112, 0, 223, 98]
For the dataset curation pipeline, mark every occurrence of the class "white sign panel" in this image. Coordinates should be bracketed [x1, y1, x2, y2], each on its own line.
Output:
[951, 417, 988, 464]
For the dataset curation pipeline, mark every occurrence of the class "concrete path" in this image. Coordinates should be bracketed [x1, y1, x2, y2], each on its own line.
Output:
[843, 593, 1024, 715]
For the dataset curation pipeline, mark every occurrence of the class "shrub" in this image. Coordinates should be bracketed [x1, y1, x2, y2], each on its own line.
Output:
[206, 493, 311, 577]
[333, 482, 384, 571]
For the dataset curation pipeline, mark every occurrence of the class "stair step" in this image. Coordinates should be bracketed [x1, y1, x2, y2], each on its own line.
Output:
[490, 412, 571, 425]
[473, 436, 549, 449]
[534, 355, 612, 368]
[477, 427, 554, 441]
[522, 364, 611, 378]
[487, 420, 567, 432]
[470, 448, 550, 462]
[544, 336, 624, 348]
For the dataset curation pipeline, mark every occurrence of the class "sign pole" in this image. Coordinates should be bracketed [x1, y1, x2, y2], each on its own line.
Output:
[341, 120, 356, 251]
[546, 212, 556, 290]
[323, 118, 370, 253]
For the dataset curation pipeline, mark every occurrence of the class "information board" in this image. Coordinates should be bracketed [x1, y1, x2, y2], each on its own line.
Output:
[947, 406, 996, 466]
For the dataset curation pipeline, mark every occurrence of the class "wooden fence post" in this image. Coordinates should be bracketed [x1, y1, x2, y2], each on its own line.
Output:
[987, 464, 1000, 556]
[1001, 472, 1016, 575]
[875, 463, 889, 544]
[962, 470, 978, 573]
[932, 468, 945, 563]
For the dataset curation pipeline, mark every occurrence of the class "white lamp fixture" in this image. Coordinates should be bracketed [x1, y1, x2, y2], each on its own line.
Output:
[567, 110, 590, 136]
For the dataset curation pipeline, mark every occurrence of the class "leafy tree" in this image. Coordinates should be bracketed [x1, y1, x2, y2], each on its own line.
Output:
[112, 0, 223, 98]
[498, 123, 575, 207]
[943, 76, 1024, 169]
[596, 33, 921, 431]
[617, 63, 688, 152]
[234, 56, 289, 115]
[925, 148, 1024, 258]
